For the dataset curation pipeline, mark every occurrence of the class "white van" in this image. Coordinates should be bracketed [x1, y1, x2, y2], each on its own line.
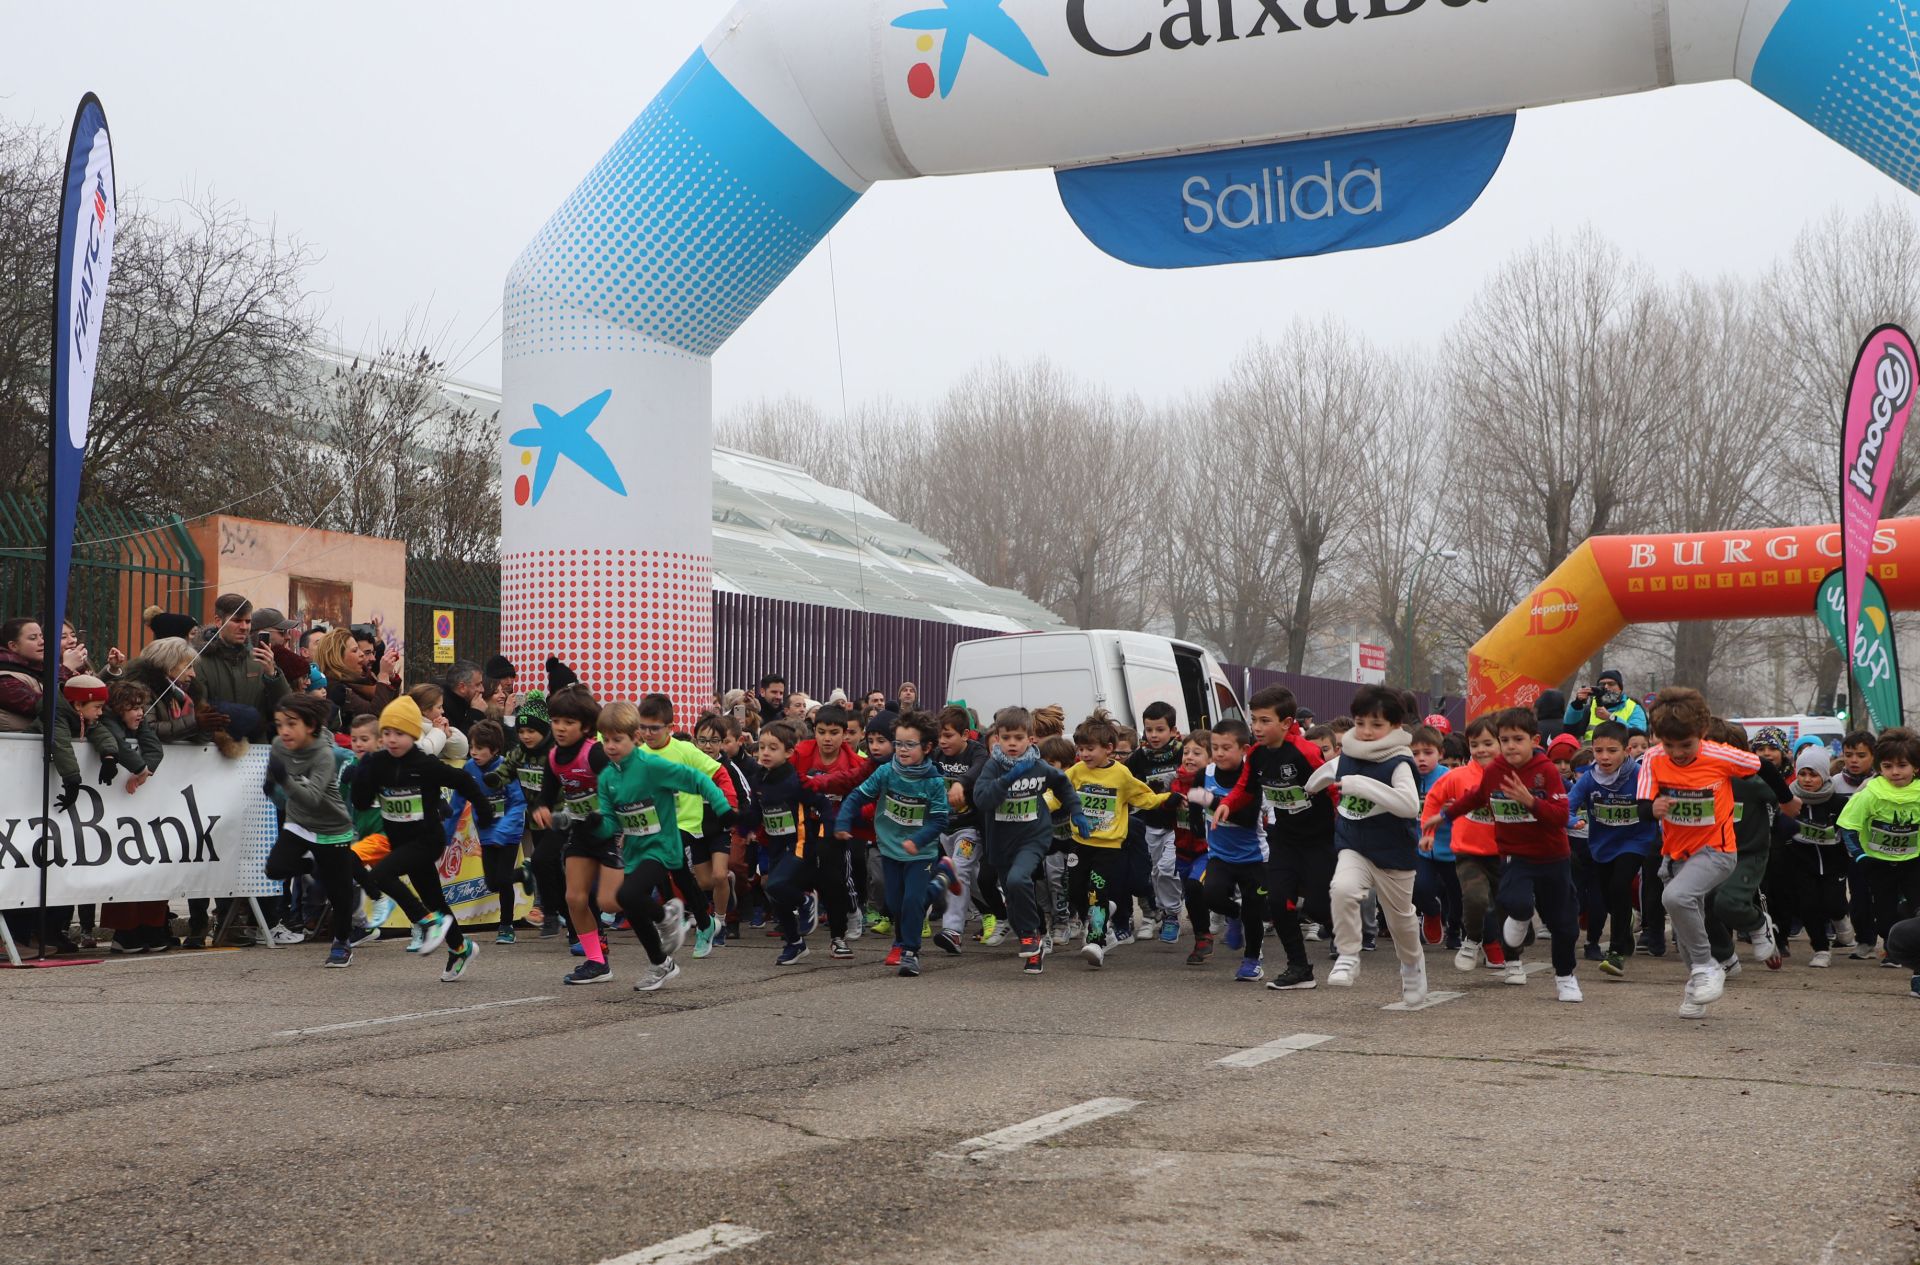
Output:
[1731, 714, 1848, 749]
[947, 631, 1244, 734]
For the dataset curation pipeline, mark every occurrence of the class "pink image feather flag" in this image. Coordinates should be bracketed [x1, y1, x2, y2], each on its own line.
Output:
[1841, 324, 1918, 677]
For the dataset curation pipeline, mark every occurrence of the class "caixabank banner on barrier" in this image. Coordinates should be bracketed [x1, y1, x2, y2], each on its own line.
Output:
[0, 734, 279, 908]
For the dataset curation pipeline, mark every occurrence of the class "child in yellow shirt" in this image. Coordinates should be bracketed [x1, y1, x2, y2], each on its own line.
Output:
[1067, 711, 1172, 967]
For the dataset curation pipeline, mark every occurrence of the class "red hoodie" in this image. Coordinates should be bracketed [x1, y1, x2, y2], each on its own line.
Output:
[794, 738, 868, 833]
[1443, 751, 1570, 862]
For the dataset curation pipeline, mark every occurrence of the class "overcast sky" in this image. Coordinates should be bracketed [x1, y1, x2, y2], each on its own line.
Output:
[3, 2, 1911, 421]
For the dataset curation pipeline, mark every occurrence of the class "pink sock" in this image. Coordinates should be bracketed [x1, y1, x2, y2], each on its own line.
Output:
[581, 931, 605, 965]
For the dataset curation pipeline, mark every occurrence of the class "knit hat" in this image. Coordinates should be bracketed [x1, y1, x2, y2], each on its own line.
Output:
[514, 690, 550, 735]
[442, 726, 470, 765]
[1546, 733, 1581, 761]
[1423, 713, 1453, 736]
[1753, 725, 1792, 754]
[1794, 745, 1832, 779]
[1597, 668, 1625, 689]
[485, 654, 516, 681]
[62, 674, 108, 706]
[308, 665, 328, 691]
[378, 696, 424, 739]
[546, 655, 578, 692]
[144, 606, 196, 642]
[866, 709, 898, 737]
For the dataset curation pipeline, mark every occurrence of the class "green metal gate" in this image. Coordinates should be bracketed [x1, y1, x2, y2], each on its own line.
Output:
[405, 557, 500, 686]
[0, 494, 203, 659]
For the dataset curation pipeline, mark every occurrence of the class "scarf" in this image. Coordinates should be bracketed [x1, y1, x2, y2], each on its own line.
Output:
[891, 754, 942, 782]
[1340, 728, 1414, 764]
[1794, 747, 1835, 803]
[1589, 758, 1632, 789]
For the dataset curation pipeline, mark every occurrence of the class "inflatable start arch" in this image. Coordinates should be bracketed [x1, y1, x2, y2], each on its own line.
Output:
[1466, 518, 1920, 718]
[503, 0, 1920, 705]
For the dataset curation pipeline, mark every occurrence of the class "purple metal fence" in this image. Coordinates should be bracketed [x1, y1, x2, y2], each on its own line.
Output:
[1224, 663, 1467, 731]
[712, 591, 1003, 707]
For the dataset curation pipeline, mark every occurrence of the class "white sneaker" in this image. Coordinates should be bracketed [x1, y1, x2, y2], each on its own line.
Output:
[1677, 998, 1706, 1018]
[845, 918, 864, 942]
[1051, 922, 1072, 946]
[658, 899, 687, 956]
[1399, 958, 1429, 1007]
[981, 920, 1009, 948]
[1718, 955, 1742, 978]
[1692, 964, 1726, 1005]
[1327, 955, 1360, 987]
[1081, 939, 1106, 969]
[1555, 974, 1583, 1003]
[1453, 939, 1482, 972]
[634, 957, 680, 992]
[1751, 915, 1780, 968]
[1301, 921, 1323, 942]
[1210, 912, 1227, 937]
[1503, 960, 1527, 986]
[1503, 917, 1530, 950]
[1809, 949, 1833, 968]
[1833, 917, 1857, 949]
[270, 925, 306, 946]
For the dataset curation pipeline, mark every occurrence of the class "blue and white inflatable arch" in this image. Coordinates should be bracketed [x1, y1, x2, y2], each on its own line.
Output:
[501, 0, 1920, 705]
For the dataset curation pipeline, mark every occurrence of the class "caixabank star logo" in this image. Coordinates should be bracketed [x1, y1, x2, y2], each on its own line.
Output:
[507, 388, 628, 508]
[894, 0, 1050, 99]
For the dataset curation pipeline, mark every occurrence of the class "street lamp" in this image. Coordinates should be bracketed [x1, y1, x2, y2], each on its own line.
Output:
[1402, 547, 1459, 687]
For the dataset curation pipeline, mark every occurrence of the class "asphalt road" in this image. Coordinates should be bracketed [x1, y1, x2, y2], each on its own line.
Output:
[4, 923, 1918, 1265]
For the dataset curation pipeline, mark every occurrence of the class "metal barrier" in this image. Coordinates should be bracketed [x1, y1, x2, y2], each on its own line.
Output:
[0, 494, 203, 658]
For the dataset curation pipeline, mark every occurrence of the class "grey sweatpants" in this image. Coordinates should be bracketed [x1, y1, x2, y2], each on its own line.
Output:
[1660, 848, 1738, 972]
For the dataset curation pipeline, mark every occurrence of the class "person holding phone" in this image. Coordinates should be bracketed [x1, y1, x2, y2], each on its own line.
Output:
[195, 593, 288, 742]
[1564, 668, 1647, 743]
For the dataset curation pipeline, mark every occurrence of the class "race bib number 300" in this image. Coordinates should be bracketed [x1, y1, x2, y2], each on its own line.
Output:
[381, 791, 424, 823]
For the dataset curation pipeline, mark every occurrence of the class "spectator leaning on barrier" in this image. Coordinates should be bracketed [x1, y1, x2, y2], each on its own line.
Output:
[126, 636, 246, 759]
[0, 617, 87, 732]
[194, 594, 288, 742]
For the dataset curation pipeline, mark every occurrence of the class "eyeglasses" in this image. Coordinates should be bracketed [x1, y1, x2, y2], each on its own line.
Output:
[894, 740, 923, 750]
[636, 723, 668, 735]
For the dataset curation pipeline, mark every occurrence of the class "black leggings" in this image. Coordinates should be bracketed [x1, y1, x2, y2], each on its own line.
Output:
[1065, 845, 1127, 923]
[481, 846, 520, 932]
[1594, 853, 1650, 957]
[1266, 845, 1335, 969]
[364, 836, 465, 950]
[263, 831, 360, 945]
[613, 860, 671, 965]
[1204, 859, 1266, 961]
[530, 830, 566, 922]
[1786, 844, 1850, 951]
[1499, 857, 1579, 977]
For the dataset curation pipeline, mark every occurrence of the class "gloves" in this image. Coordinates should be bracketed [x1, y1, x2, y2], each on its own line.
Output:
[1071, 812, 1092, 838]
[715, 808, 739, 833]
[195, 706, 231, 733]
[55, 774, 82, 813]
[98, 756, 119, 786]
[582, 811, 604, 834]
[1186, 787, 1214, 808]
[266, 754, 288, 785]
[473, 803, 498, 830]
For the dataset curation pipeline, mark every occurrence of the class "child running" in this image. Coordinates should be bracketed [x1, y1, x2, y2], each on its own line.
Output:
[837, 710, 952, 976]
[1636, 687, 1761, 1017]
[262, 694, 362, 967]
[1429, 707, 1583, 1002]
[350, 696, 496, 979]
[973, 707, 1084, 974]
[1568, 720, 1660, 978]
[1786, 744, 1849, 968]
[535, 684, 621, 980]
[591, 701, 737, 992]
[1189, 720, 1270, 982]
[1066, 711, 1174, 967]
[447, 719, 528, 945]
[1838, 729, 1920, 972]
[1424, 716, 1502, 972]
[1310, 686, 1427, 1004]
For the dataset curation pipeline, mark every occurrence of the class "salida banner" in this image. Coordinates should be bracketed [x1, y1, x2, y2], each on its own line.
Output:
[0, 735, 277, 909]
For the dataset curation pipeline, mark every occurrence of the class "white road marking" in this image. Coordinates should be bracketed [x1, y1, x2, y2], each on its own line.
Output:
[1383, 990, 1464, 1012]
[1819, 1229, 1843, 1265]
[1214, 1033, 1335, 1068]
[593, 1223, 768, 1265]
[273, 995, 554, 1036]
[936, 1097, 1142, 1160]
[1521, 960, 1554, 976]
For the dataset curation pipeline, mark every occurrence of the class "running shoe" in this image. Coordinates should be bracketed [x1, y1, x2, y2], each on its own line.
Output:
[931, 857, 962, 895]
[1690, 964, 1726, 1004]
[750, 908, 767, 929]
[1453, 940, 1482, 972]
[440, 940, 477, 982]
[830, 937, 853, 960]
[564, 959, 612, 985]
[845, 917, 864, 942]
[1752, 914, 1781, 970]
[1112, 922, 1136, 948]
[1400, 958, 1429, 1007]
[659, 899, 688, 956]
[325, 941, 352, 968]
[693, 922, 716, 959]
[270, 924, 307, 946]
[599, 911, 618, 929]
[366, 896, 396, 930]
[1503, 917, 1531, 952]
[417, 913, 453, 956]
[1910, 972, 1920, 1000]
[719, 923, 736, 946]
[1051, 921, 1073, 947]
[494, 928, 516, 946]
[883, 945, 904, 968]
[1361, 932, 1377, 953]
[1267, 961, 1316, 990]
[932, 929, 962, 956]
[1023, 950, 1044, 975]
[1326, 955, 1359, 987]
[1600, 950, 1626, 977]
[1234, 957, 1265, 983]
[1719, 955, 1743, 978]
[1223, 918, 1244, 952]
[1583, 942, 1605, 962]
[1677, 998, 1706, 1018]
[1484, 940, 1507, 967]
[1832, 917, 1857, 948]
[798, 893, 818, 938]
[570, 940, 586, 956]
[1555, 974, 1583, 1003]
[538, 917, 562, 940]
[1503, 960, 1527, 986]
[1015, 935, 1043, 960]
[1158, 917, 1180, 945]
[980, 916, 1008, 948]
[1080, 939, 1105, 969]
[1808, 950, 1832, 968]
[1884, 952, 1904, 968]
[776, 940, 809, 966]
[634, 958, 680, 992]
[869, 915, 893, 937]
[1850, 942, 1880, 960]
[898, 950, 921, 977]
[1421, 914, 1443, 945]
[1186, 935, 1215, 966]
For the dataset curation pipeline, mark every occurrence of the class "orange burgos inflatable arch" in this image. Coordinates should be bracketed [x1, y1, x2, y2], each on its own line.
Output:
[1467, 518, 1920, 719]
